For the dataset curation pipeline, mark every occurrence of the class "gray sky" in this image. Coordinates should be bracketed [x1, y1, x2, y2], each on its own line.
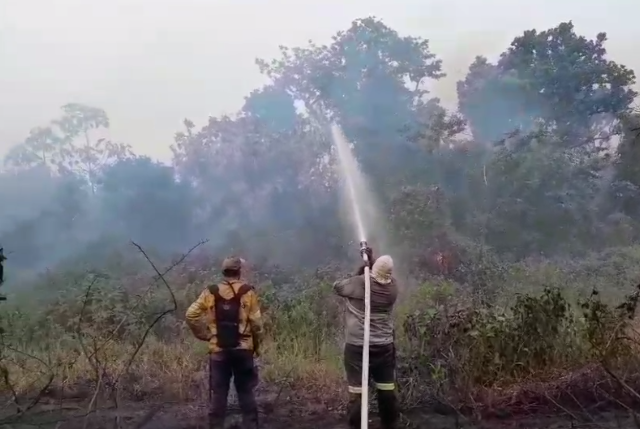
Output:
[2, 0, 639, 162]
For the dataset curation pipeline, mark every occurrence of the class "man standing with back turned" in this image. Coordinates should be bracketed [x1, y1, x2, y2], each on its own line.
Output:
[333, 247, 400, 429]
[186, 257, 264, 429]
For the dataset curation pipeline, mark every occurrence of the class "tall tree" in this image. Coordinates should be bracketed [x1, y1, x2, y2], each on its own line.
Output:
[3, 126, 64, 170]
[55, 104, 133, 192]
[4, 104, 133, 193]
[458, 22, 637, 147]
[457, 56, 537, 143]
[256, 17, 460, 181]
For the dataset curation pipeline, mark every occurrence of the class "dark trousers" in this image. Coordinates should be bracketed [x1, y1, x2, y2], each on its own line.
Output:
[344, 343, 399, 429]
[209, 349, 259, 429]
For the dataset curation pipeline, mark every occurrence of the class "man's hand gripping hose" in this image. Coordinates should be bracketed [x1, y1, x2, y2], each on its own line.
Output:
[355, 242, 374, 275]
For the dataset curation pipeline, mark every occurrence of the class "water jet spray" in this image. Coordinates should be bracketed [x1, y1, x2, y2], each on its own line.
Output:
[331, 123, 373, 429]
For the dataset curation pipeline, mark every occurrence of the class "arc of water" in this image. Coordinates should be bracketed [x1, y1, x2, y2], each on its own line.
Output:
[330, 123, 371, 429]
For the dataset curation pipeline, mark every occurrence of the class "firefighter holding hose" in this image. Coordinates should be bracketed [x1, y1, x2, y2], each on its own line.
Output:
[185, 257, 264, 429]
[333, 246, 400, 429]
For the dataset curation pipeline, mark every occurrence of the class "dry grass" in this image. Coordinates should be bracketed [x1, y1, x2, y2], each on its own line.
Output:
[1, 251, 640, 426]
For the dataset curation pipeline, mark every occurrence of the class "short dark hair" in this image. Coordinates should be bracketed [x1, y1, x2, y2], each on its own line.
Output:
[222, 268, 241, 278]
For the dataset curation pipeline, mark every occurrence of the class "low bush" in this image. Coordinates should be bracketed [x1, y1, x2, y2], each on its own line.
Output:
[1, 247, 640, 423]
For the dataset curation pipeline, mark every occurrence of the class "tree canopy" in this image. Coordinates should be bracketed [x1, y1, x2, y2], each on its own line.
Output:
[457, 22, 637, 147]
[1, 18, 639, 278]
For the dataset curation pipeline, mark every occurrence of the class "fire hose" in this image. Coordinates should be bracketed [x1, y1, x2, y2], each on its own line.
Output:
[358, 240, 371, 429]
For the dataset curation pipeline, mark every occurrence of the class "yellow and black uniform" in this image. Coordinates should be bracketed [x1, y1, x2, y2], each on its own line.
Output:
[185, 279, 264, 353]
[185, 257, 264, 429]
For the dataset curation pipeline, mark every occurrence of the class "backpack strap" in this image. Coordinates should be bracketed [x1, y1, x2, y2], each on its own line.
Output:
[207, 283, 220, 297]
[236, 283, 254, 298]
[235, 284, 254, 338]
[207, 282, 254, 299]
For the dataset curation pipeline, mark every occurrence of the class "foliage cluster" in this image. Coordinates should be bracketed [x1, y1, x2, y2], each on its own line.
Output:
[1, 19, 640, 275]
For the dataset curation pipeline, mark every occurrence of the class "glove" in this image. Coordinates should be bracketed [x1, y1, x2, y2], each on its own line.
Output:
[253, 332, 262, 357]
[361, 246, 374, 263]
[354, 246, 375, 275]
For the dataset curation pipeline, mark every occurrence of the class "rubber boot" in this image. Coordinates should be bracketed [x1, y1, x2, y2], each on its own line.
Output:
[377, 390, 399, 429]
[347, 393, 362, 429]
